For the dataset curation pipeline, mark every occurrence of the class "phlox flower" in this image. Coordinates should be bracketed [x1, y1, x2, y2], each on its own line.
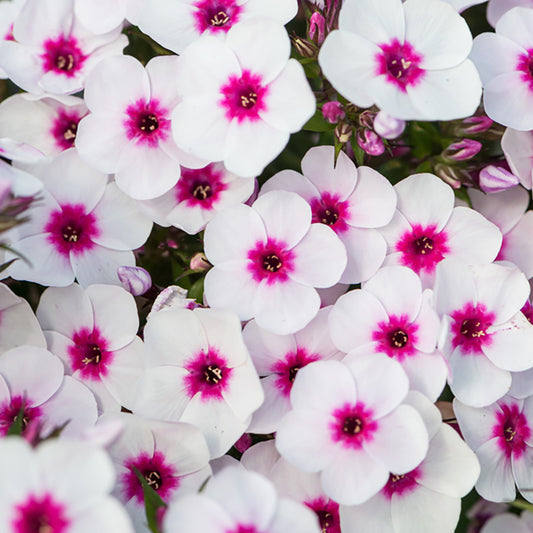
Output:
[471, 6, 533, 130]
[434, 259, 533, 407]
[0, 437, 134, 533]
[260, 145, 397, 285]
[241, 440, 341, 533]
[455, 394, 533, 503]
[139, 162, 255, 234]
[163, 466, 321, 533]
[482, 510, 533, 533]
[329, 266, 448, 401]
[501, 127, 533, 189]
[171, 18, 316, 178]
[5, 149, 152, 287]
[36, 283, 144, 413]
[242, 307, 344, 434]
[0, 93, 87, 157]
[340, 392, 480, 533]
[318, 0, 481, 120]
[0, 0, 128, 95]
[99, 412, 211, 532]
[203, 190, 347, 335]
[275, 357, 429, 505]
[133, 307, 264, 458]
[77, 54, 206, 201]
[0, 345, 97, 439]
[379, 173, 502, 288]
[139, 0, 297, 54]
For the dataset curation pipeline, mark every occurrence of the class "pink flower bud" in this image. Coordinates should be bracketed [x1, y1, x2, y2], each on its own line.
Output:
[357, 129, 385, 156]
[373, 111, 406, 139]
[190, 252, 210, 271]
[478, 164, 520, 193]
[117, 266, 152, 296]
[309, 12, 326, 45]
[461, 115, 493, 134]
[322, 101, 345, 124]
[443, 139, 482, 161]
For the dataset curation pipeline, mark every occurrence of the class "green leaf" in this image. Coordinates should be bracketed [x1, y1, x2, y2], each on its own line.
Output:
[351, 138, 366, 167]
[334, 139, 343, 166]
[302, 109, 335, 133]
[188, 276, 205, 303]
[132, 467, 167, 533]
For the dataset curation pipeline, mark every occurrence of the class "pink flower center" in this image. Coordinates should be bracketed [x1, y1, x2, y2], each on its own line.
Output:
[372, 314, 419, 361]
[45, 203, 99, 258]
[122, 451, 179, 504]
[227, 526, 258, 533]
[305, 497, 340, 533]
[396, 223, 449, 274]
[175, 165, 228, 209]
[193, 0, 242, 33]
[330, 402, 377, 449]
[270, 347, 321, 398]
[41, 36, 86, 77]
[184, 348, 233, 400]
[376, 39, 424, 92]
[0, 395, 42, 436]
[382, 468, 421, 499]
[68, 327, 112, 380]
[310, 193, 349, 234]
[220, 70, 267, 123]
[517, 49, 533, 91]
[12, 493, 69, 533]
[492, 403, 531, 459]
[451, 302, 495, 355]
[51, 110, 84, 151]
[247, 238, 295, 285]
[124, 99, 170, 147]
[522, 301, 533, 325]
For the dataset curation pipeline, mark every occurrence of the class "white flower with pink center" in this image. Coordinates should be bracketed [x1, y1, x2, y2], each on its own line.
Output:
[204, 190, 347, 335]
[0, 93, 87, 157]
[76, 55, 205, 201]
[242, 307, 344, 434]
[260, 146, 397, 285]
[379, 173, 502, 288]
[139, 0, 297, 54]
[241, 440, 342, 533]
[163, 466, 321, 533]
[36, 283, 144, 413]
[99, 412, 211, 530]
[0, 345, 98, 439]
[133, 307, 264, 458]
[329, 266, 447, 401]
[5, 150, 152, 288]
[275, 357, 429, 505]
[340, 393, 480, 533]
[318, 0, 481, 120]
[0, 437, 134, 533]
[140, 162, 255, 235]
[171, 18, 316, 178]
[469, 186, 533, 278]
[471, 6, 533, 129]
[455, 394, 533, 503]
[0, 0, 128, 95]
[435, 259, 533, 407]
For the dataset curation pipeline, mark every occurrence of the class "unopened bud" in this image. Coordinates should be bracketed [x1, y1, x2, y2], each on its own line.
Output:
[190, 252, 210, 271]
[478, 164, 520, 193]
[443, 139, 482, 162]
[322, 101, 345, 124]
[291, 36, 317, 58]
[357, 129, 385, 156]
[358, 110, 374, 130]
[117, 266, 152, 296]
[434, 163, 467, 189]
[334, 123, 352, 144]
[373, 111, 406, 140]
[309, 12, 326, 45]
[460, 115, 493, 134]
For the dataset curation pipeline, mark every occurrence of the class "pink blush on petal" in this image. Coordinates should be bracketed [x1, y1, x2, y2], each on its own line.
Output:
[227, 526, 258, 533]
[396, 223, 449, 274]
[68, 327, 113, 380]
[382, 467, 421, 499]
[175, 164, 228, 209]
[450, 302, 495, 355]
[41, 35, 87, 77]
[372, 314, 419, 362]
[376, 39, 424, 93]
[491, 403, 531, 459]
[124, 98, 171, 147]
[51, 110, 84, 151]
[330, 402, 378, 450]
[220, 70, 268, 123]
[193, 0, 242, 34]
[310, 193, 350, 235]
[184, 348, 233, 400]
[270, 347, 321, 398]
[12, 493, 69, 533]
[45, 203, 100, 258]
[517, 49, 533, 91]
[0, 395, 42, 436]
[247, 238, 295, 285]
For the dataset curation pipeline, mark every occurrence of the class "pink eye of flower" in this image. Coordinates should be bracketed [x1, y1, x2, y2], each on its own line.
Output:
[247, 239, 295, 284]
[184, 349, 233, 400]
[51, 110, 82, 150]
[305, 498, 340, 533]
[389, 328, 409, 348]
[517, 49, 533, 90]
[382, 468, 420, 499]
[220, 70, 267, 122]
[492, 403, 531, 459]
[372, 315, 418, 361]
[271, 348, 321, 397]
[451, 302, 495, 355]
[310, 193, 349, 234]
[12, 494, 69, 533]
[176, 165, 228, 208]
[262, 253, 283, 272]
[68, 328, 112, 380]
[193, 0, 242, 33]
[0, 396, 42, 436]
[41, 36, 87, 77]
[124, 99, 170, 146]
[377, 39, 424, 92]
[331, 402, 377, 449]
